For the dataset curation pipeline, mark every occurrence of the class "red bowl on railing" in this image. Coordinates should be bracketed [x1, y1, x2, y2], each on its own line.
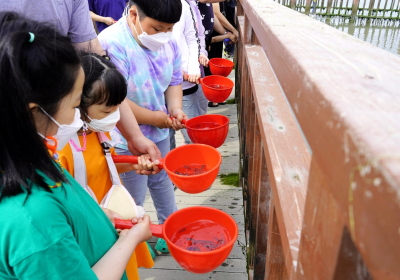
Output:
[209, 58, 234, 77]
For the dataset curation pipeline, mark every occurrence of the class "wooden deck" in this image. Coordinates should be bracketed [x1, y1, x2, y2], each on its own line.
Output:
[139, 72, 248, 280]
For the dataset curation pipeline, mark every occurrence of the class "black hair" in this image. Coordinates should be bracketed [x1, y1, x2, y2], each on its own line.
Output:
[79, 53, 127, 118]
[129, 0, 182, 24]
[0, 12, 81, 200]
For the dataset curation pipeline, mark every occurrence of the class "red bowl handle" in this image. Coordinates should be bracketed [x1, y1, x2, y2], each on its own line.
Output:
[112, 155, 138, 164]
[114, 219, 164, 238]
[112, 155, 164, 169]
[169, 117, 188, 125]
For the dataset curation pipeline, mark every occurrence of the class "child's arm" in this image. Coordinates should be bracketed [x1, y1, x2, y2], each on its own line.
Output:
[89, 11, 115, 26]
[212, 3, 238, 39]
[182, 1, 201, 83]
[92, 216, 152, 279]
[125, 99, 173, 129]
[115, 154, 160, 175]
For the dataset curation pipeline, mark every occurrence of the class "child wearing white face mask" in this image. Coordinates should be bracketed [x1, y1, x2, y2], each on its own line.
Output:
[58, 53, 155, 279]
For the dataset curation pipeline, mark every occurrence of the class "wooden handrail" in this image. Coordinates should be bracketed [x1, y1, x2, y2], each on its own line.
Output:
[237, 0, 400, 279]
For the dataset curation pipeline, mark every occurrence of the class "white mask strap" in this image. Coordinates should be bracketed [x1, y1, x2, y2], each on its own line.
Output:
[39, 107, 61, 127]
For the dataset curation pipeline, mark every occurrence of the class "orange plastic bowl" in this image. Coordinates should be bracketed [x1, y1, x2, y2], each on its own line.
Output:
[163, 144, 221, 194]
[209, 58, 234, 77]
[200, 75, 234, 103]
[186, 115, 229, 148]
[163, 206, 238, 274]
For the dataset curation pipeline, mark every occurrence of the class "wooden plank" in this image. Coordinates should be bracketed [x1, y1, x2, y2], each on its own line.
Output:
[254, 152, 271, 279]
[142, 256, 247, 274]
[144, 202, 244, 215]
[265, 201, 288, 279]
[248, 110, 262, 271]
[244, 44, 311, 277]
[240, 0, 400, 278]
[296, 158, 344, 279]
[139, 269, 248, 280]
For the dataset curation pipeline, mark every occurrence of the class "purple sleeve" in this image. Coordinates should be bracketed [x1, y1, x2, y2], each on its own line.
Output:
[69, 0, 97, 43]
[170, 39, 183, 86]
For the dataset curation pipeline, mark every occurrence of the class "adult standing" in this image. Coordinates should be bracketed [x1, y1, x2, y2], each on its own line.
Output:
[89, 0, 128, 33]
[1, 0, 102, 53]
[0, 0, 163, 170]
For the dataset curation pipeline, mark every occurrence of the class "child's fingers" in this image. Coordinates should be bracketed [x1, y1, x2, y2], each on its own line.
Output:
[144, 156, 153, 169]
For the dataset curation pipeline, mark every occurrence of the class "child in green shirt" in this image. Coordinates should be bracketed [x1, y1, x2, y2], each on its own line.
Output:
[0, 12, 150, 279]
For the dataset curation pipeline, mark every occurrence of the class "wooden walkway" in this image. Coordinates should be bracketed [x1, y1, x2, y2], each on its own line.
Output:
[139, 72, 248, 280]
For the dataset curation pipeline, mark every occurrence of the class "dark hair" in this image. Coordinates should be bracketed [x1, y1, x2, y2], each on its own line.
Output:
[0, 12, 81, 199]
[129, 0, 182, 24]
[79, 53, 127, 117]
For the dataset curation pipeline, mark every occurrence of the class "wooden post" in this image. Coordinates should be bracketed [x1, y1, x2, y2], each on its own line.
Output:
[351, 0, 360, 21]
[305, 0, 312, 14]
[369, 0, 377, 17]
[291, 0, 297, 9]
[327, 0, 333, 15]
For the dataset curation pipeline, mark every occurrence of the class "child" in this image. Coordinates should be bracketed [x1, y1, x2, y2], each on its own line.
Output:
[170, 0, 209, 149]
[58, 53, 155, 279]
[0, 12, 150, 279]
[98, 0, 187, 253]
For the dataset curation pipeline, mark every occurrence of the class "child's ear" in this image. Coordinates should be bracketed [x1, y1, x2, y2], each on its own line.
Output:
[129, 7, 139, 23]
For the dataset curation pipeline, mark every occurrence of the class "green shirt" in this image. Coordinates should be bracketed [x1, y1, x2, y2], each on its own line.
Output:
[0, 170, 128, 280]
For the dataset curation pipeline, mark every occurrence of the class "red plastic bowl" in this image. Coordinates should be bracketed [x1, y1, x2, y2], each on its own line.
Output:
[200, 75, 234, 103]
[115, 206, 238, 274]
[209, 58, 234, 77]
[164, 206, 238, 274]
[186, 114, 229, 148]
[163, 144, 221, 194]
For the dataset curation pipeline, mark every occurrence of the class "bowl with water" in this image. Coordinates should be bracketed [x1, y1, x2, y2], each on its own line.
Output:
[163, 144, 221, 194]
[200, 75, 234, 103]
[185, 114, 229, 148]
[115, 206, 238, 274]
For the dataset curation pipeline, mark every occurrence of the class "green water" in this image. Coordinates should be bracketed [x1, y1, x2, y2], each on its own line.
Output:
[288, 0, 400, 55]
[316, 16, 400, 55]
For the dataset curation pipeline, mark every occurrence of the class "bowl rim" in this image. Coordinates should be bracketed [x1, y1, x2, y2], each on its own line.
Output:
[186, 114, 230, 132]
[201, 75, 234, 91]
[163, 206, 239, 256]
[163, 143, 222, 179]
[209, 58, 234, 68]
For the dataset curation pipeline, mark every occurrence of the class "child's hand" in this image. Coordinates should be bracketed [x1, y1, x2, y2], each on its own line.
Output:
[182, 70, 188, 81]
[103, 17, 116, 26]
[101, 207, 122, 225]
[134, 154, 161, 175]
[199, 54, 209, 67]
[119, 215, 152, 244]
[187, 74, 201, 84]
[170, 108, 188, 131]
[228, 32, 238, 44]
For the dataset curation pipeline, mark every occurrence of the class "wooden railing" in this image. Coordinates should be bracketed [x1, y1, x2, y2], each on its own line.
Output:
[235, 0, 400, 279]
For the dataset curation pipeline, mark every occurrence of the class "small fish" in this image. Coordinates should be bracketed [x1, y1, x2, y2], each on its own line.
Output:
[187, 246, 201, 252]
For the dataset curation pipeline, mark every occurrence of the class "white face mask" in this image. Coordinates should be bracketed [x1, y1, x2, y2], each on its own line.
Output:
[132, 16, 172, 51]
[85, 108, 120, 133]
[40, 108, 83, 151]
